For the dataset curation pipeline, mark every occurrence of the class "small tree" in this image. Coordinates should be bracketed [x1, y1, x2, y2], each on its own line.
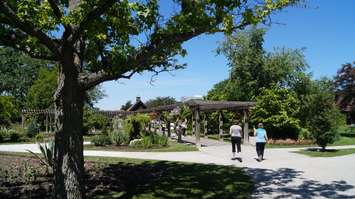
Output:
[310, 108, 343, 150]
[303, 79, 346, 150]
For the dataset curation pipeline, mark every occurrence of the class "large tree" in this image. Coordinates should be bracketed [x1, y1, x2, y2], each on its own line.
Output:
[0, 47, 49, 107]
[212, 27, 307, 101]
[0, 1, 297, 198]
[335, 62, 355, 123]
[145, 96, 177, 108]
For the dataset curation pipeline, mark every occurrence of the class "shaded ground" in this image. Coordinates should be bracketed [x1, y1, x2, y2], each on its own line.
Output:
[248, 168, 355, 199]
[0, 153, 253, 199]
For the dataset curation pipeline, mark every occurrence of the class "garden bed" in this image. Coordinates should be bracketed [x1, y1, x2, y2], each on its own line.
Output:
[0, 152, 253, 199]
[85, 141, 198, 152]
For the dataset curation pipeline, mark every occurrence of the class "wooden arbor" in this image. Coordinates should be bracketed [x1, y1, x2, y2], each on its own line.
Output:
[22, 100, 255, 148]
[133, 100, 255, 148]
[185, 100, 255, 147]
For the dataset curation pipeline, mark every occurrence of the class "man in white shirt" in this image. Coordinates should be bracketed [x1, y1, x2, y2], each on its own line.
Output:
[230, 120, 242, 161]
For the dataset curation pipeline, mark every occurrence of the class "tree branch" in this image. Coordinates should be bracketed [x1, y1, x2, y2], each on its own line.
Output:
[80, 70, 137, 90]
[0, 26, 58, 61]
[69, 0, 117, 44]
[0, 2, 60, 55]
[48, 0, 63, 21]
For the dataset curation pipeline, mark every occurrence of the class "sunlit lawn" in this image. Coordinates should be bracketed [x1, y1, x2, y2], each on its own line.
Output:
[294, 148, 355, 157]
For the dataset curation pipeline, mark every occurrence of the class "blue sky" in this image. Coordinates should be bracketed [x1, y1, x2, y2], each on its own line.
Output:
[96, 0, 355, 110]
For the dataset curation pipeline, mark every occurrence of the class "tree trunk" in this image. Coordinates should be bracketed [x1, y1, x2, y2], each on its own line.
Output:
[54, 63, 85, 199]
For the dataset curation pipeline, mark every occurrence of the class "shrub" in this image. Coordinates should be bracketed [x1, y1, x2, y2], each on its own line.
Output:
[250, 87, 301, 139]
[83, 107, 109, 134]
[123, 114, 150, 141]
[91, 134, 111, 146]
[140, 134, 169, 148]
[109, 130, 130, 146]
[112, 117, 124, 131]
[298, 128, 311, 140]
[35, 133, 45, 142]
[26, 120, 40, 138]
[129, 139, 143, 147]
[8, 129, 23, 142]
[141, 135, 154, 148]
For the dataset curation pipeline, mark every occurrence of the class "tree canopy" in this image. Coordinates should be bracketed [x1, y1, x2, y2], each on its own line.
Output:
[335, 62, 355, 122]
[210, 27, 308, 101]
[0, 47, 50, 107]
[145, 96, 177, 108]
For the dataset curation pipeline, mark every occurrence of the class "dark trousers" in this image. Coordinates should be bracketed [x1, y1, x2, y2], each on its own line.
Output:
[256, 142, 266, 158]
[231, 136, 241, 153]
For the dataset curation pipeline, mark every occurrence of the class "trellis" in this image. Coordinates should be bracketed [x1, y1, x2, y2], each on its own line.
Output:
[22, 99, 255, 147]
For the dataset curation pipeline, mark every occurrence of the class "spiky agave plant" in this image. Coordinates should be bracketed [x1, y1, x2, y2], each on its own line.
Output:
[26, 141, 54, 173]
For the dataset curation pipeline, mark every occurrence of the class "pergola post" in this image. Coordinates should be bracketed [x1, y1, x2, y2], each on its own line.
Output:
[219, 111, 223, 140]
[177, 120, 182, 143]
[192, 115, 195, 135]
[243, 109, 249, 144]
[45, 113, 49, 133]
[21, 112, 25, 129]
[203, 114, 208, 137]
[167, 120, 171, 137]
[49, 113, 53, 133]
[194, 107, 201, 148]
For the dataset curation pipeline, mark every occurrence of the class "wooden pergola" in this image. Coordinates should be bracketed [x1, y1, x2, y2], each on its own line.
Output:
[132, 100, 255, 147]
[22, 99, 255, 147]
[185, 100, 255, 147]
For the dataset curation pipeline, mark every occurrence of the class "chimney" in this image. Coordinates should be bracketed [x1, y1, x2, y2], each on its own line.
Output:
[136, 96, 141, 102]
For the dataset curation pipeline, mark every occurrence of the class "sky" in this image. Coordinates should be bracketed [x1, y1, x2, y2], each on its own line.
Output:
[96, 0, 355, 110]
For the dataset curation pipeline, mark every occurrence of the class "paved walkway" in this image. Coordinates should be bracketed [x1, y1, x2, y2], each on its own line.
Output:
[1, 140, 355, 199]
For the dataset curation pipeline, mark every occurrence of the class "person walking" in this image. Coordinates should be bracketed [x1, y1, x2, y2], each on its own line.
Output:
[254, 123, 268, 161]
[230, 120, 243, 161]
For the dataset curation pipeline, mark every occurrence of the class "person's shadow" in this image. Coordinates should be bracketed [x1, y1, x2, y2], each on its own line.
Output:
[231, 157, 243, 162]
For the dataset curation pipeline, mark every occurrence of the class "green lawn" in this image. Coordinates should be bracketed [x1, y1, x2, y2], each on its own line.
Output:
[84, 141, 198, 152]
[294, 148, 355, 157]
[207, 134, 231, 142]
[0, 152, 253, 199]
[332, 136, 355, 146]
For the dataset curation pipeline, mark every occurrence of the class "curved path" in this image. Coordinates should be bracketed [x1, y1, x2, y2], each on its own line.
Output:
[1, 139, 355, 199]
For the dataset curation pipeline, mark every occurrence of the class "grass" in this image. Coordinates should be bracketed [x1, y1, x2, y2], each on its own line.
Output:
[0, 152, 253, 199]
[294, 148, 355, 157]
[266, 143, 317, 148]
[84, 141, 198, 152]
[331, 136, 355, 146]
[207, 134, 231, 142]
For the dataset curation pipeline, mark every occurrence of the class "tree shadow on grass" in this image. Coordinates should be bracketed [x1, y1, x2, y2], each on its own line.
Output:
[246, 168, 355, 199]
[87, 161, 253, 199]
